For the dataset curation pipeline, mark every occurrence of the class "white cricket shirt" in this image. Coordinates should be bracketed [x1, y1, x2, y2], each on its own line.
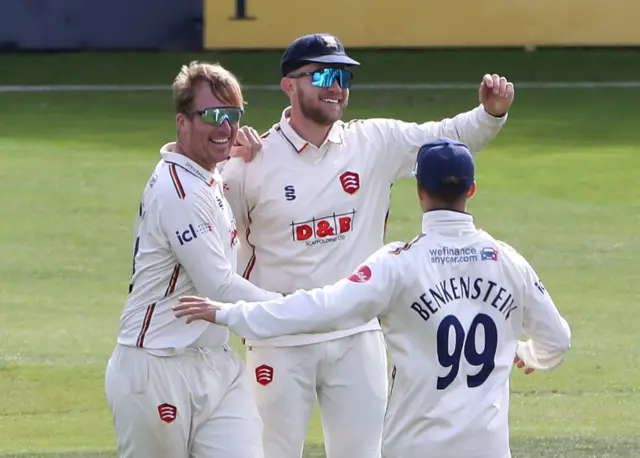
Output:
[116, 144, 280, 352]
[216, 211, 572, 458]
[222, 105, 506, 347]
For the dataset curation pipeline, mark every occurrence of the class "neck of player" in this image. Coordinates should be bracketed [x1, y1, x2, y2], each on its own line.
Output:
[176, 140, 218, 173]
[288, 112, 332, 148]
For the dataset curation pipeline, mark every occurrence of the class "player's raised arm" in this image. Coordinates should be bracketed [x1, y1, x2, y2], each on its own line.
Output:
[161, 190, 280, 303]
[175, 243, 404, 340]
[363, 74, 514, 182]
[516, 259, 572, 371]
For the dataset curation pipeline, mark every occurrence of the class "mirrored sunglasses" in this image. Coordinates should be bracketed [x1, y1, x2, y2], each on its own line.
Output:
[290, 68, 354, 89]
[193, 107, 244, 126]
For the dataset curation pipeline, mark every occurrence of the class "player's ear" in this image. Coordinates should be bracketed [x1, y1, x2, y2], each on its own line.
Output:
[417, 183, 428, 209]
[176, 112, 185, 129]
[280, 77, 294, 95]
[467, 181, 477, 199]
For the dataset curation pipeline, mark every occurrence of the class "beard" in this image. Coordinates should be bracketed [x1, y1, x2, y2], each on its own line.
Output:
[298, 91, 347, 126]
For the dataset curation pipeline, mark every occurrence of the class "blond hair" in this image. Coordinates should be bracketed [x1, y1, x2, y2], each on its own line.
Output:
[172, 61, 244, 114]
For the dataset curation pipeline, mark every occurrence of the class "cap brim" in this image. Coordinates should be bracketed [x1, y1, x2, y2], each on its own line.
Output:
[305, 55, 360, 67]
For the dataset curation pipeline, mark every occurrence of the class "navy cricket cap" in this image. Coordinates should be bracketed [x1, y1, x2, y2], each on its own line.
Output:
[414, 138, 475, 193]
[280, 33, 360, 76]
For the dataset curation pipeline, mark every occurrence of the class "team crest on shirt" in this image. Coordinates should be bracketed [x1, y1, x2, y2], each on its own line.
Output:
[157, 403, 177, 423]
[339, 171, 360, 195]
[255, 364, 274, 386]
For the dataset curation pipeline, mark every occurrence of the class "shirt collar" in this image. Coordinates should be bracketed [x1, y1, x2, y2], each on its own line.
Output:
[277, 106, 343, 153]
[421, 210, 477, 235]
[159, 142, 216, 185]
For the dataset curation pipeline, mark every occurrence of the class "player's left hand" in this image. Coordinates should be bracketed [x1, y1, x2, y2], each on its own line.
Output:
[513, 353, 535, 375]
[173, 296, 221, 324]
[479, 74, 514, 117]
[229, 126, 262, 163]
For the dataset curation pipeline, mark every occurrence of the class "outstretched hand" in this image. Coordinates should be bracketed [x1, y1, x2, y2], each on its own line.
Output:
[173, 296, 221, 324]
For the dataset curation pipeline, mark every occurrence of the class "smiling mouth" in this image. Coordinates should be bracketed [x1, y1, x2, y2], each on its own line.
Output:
[210, 138, 229, 144]
[321, 98, 340, 104]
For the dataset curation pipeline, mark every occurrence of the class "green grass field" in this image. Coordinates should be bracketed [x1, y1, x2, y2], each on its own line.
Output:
[1, 49, 639, 457]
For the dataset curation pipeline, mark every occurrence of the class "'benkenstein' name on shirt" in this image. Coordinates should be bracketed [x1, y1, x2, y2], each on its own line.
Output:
[410, 276, 517, 322]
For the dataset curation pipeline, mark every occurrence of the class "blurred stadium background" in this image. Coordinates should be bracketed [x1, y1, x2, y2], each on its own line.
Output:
[1, 0, 638, 457]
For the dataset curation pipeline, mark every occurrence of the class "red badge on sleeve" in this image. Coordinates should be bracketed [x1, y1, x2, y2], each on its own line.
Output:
[348, 265, 371, 283]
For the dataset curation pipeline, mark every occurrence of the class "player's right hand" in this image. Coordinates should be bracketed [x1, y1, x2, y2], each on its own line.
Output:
[173, 296, 221, 324]
[479, 73, 514, 117]
[513, 353, 535, 375]
[229, 126, 262, 162]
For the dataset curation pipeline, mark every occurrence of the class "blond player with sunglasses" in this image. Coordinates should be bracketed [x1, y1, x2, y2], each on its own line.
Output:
[221, 33, 516, 458]
[104, 61, 281, 458]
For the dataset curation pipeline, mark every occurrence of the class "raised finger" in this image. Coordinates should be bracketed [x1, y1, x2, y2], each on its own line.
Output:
[246, 127, 261, 145]
[492, 74, 500, 94]
[499, 77, 508, 97]
[482, 74, 493, 88]
[506, 82, 515, 98]
[235, 128, 248, 145]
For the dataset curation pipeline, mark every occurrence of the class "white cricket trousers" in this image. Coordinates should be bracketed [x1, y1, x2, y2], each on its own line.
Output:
[246, 330, 388, 458]
[105, 344, 264, 458]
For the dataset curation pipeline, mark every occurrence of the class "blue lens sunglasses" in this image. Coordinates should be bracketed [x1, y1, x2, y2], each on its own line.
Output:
[288, 67, 354, 89]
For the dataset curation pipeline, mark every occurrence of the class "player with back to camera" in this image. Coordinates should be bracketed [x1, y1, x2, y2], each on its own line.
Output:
[175, 138, 572, 458]
[104, 61, 279, 458]
[219, 32, 515, 458]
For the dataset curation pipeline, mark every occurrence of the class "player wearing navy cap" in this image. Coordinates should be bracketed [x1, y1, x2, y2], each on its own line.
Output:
[221, 31, 515, 458]
[280, 33, 360, 76]
[179, 138, 572, 458]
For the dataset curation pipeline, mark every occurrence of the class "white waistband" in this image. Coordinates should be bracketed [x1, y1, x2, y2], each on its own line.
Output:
[117, 343, 230, 358]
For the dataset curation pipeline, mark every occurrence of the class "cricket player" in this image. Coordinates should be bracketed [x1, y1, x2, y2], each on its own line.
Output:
[220, 33, 515, 458]
[104, 61, 281, 458]
[175, 138, 572, 458]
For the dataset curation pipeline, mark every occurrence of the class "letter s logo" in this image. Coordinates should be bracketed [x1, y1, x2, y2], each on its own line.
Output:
[284, 185, 296, 201]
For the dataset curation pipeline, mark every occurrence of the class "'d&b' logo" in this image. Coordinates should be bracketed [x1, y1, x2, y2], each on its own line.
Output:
[176, 223, 213, 245]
